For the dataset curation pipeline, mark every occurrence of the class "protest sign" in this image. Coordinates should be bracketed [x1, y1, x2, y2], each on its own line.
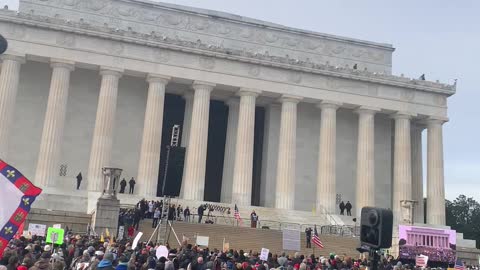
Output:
[46, 227, 64, 245]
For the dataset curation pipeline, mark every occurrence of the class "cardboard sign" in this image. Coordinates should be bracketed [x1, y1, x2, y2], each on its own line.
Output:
[28, 223, 46, 237]
[46, 227, 65, 245]
[196, 235, 209, 246]
[260, 248, 269, 261]
[156, 245, 169, 259]
[132, 232, 143, 250]
[282, 229, 301, 251]
[223, 242, 230, 252]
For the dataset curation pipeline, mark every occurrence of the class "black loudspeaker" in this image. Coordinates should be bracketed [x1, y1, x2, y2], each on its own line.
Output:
[360, 207, 393, 249]
[0, 34, 7, 55]
[162, 146, 186, 196]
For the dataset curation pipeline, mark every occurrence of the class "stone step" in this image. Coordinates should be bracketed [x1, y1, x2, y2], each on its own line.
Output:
[137, 219, 360, 258]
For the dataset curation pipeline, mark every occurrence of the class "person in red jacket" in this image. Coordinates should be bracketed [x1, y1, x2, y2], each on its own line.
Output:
[127, 226, 135, 238]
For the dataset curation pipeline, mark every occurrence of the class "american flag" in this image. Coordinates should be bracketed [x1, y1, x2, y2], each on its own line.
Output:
[415, 255, 428, 267]
[454, 258, 465, 270]
[234, 204, 242, 224]
[311, 225, 324, 249]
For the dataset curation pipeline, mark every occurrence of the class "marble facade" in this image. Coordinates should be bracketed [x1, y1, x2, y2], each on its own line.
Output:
[0, 0, 455, 226]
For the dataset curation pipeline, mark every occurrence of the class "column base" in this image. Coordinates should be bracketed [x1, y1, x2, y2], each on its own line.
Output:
[92, 197, 120, 237]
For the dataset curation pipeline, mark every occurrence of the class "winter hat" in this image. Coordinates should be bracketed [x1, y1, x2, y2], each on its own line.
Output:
[44, 245, 52, 252]
[104, 252, 114, 262]
[41, 252, 51, 259]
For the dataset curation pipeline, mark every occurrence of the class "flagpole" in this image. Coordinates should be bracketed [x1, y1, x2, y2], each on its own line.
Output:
[313, 243, 315, 258]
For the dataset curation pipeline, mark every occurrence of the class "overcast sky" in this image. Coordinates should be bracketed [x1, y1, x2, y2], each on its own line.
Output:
[2, 0, 479, 201]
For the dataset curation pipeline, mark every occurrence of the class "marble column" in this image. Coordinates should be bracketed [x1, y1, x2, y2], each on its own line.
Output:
[34, 59, 75, 187]
[179, 92, 194, 197]
[411, 123, 425, 223]
[392, 113, 413, 225]
[182, 81, 215, 201]
[231, 89, 260, 206]
[220, 98, 240, 203]
[355, 107, 378, 215]
[426, 118, 446, 225]
[137, 74, 170, 197]
[316, 101, 341, 214]
[87, 67, 123, 192]
[181, 92, 194, 147]
[0, 54, 25, 159]
[275, 95, 301, 210]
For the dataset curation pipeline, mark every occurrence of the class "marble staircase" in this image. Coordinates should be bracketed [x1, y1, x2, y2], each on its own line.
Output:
[137, 219, 361, 258]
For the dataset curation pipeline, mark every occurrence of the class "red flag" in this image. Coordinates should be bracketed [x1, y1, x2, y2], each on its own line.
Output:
[14, 222, 25, 239]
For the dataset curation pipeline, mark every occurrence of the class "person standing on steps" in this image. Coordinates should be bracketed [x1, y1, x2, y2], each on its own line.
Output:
[76, 172, 83, 190]
[184, 206, 190, 223]
[345, 201, 352, 216]
[119, 178, 127, 193]
[305, 227, 312, 248]
[339, 201, 345, 215]
[197, 204, 206, 223]
[250, 210, 258, 228]
[152, 207, 160, 228]
[129, 177, 136, 194]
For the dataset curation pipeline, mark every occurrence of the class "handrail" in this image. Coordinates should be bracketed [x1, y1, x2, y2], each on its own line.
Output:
[316, 204, 339, 226]
[168, 220, 182, 246]
[120, 203, 357, 237]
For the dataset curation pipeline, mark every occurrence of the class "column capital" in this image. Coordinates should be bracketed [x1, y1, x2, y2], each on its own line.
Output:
[279, 94, 302, 104]
[225, 97, 240, 107]
[238, 88, 261, 97]
[424, 116, 449, 126]
[317, 100, 342, 110]
[390, 111, 417, 120]
[354, 106, 380, 115]
[100, 67, 123, 77]
[147, 74, 170, 84]
[183, 91, 194, 100]
[192, 80, 216, 91]
[50, 59, 75, 71]
[411, 122, 426, 131]
[1, 54, 26, 64]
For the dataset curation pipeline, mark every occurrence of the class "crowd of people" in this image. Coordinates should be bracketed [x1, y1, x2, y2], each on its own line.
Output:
[120, 199, 255, 232]
[398, 246, 455, 265]
[2, 232, 478, 270]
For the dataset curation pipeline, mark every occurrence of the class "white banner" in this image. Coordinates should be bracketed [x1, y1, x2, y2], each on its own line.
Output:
[53, 224, 62, 229]
[28, 223, 47, 237]
[117, 226, 124, 241]
[196, 235, 209, 246]
[132, 232, 143, 250]
[282, 229, 301, 251]
[260, 248, 269, 261]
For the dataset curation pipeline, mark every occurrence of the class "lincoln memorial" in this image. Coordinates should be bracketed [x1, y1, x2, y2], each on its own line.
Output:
[0, 0, 455, 227]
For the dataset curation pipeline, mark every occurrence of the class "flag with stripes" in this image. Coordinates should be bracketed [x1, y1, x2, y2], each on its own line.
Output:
[234, 204, 242, 225]
[311, 225, 324, 249]
[0, 160, 42, 257]
[454, 258, 465, 270]
[415, 255, 428, 267]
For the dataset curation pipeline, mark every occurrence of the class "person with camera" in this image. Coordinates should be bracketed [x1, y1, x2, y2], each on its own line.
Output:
[250, 210, 258, 228]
